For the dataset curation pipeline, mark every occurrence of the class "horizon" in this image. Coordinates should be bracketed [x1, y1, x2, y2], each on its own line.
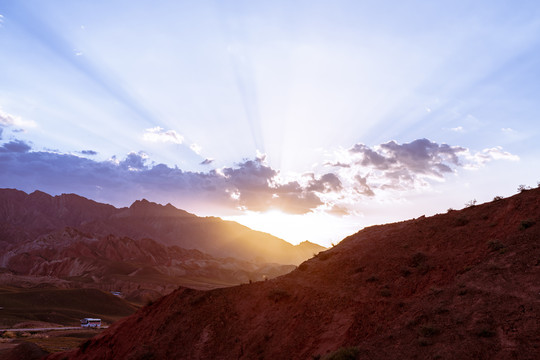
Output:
[1, 1, 540, 246]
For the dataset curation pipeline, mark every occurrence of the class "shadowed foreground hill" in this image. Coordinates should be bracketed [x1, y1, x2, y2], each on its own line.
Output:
[49, 188, 540, 360]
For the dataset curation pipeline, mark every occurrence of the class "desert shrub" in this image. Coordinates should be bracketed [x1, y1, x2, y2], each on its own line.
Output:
[79, 340, 91, 353]
[487, 240, 505, 251]
[417, 337, 432, 346]
[419, 325, 441, 337]
[138, 351, 156, 360]
[379, 288, 391, 297]
[410, 252, 427, 268]
[520, 219, 535, 230]
[268, 289, 291, 302]
[454, 216, 469, 226]
[517, 184, 530, 193]
[317, 252, 333, 261]
[464, 199, 477, 207]
[400, 267, 411, 277]
[298, 263, 308, 271]
[322, 346, 359, 360]
[476, 329, 496, 338]
[447, 208, 455, 213]
[492, 195, 503, 201]
[365, 275, 379, 283]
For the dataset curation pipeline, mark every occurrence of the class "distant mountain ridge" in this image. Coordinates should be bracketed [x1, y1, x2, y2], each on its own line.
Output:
[0, 188, 325, 264]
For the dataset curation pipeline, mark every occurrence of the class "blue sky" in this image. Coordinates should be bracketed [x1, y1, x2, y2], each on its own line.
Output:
[1, 1, 539, 246]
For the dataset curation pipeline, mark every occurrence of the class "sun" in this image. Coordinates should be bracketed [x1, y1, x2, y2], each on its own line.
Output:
[224, 210, 360, 248]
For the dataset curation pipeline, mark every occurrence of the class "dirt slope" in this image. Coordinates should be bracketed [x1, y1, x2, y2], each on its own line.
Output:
[47, 188, 540, 360]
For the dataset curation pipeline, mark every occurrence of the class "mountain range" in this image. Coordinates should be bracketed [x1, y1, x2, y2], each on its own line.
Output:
[0, 189, 324, 302]
[46, 187, 540, 359]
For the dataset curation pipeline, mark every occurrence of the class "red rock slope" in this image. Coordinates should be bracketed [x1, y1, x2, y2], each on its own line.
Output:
[49, 188, 540, 360]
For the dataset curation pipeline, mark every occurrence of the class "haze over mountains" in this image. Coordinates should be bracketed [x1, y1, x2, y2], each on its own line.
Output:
[0, 189, 324, 301]
[48, 187, 540, 360]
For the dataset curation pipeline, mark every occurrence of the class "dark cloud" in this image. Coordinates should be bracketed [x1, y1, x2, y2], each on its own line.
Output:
[0, 136, 515, 217]
[343, 138, 468, 191]
[354, 175, 375, 196]
[81, 150, 98, 155]
[307, 173, 342, 193]
[120, 152, 147, 170]
[0, 146, 337, 215]
[200, 158, 214, 165]
[350, 138, 464, 177]
[0, 140, 31, 153]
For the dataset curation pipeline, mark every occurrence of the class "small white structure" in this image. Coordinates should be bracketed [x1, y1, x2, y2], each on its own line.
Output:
[80, 318, 101, 328]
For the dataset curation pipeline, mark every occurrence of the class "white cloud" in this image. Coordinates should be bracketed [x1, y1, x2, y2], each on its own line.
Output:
[501, 127, 515, 133]
[463, 146, 519, 169]
[143, 126, 183, 144]
[190, 143, 202, 154]
[0, 108, 37, 129]
[450, 126, 464, 132]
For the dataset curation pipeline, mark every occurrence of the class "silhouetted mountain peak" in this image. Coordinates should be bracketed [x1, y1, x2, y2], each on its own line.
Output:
[127, 198, 194, 218]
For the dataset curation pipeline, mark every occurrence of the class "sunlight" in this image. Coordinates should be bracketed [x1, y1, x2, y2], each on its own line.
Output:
[225, 210, 361, 247]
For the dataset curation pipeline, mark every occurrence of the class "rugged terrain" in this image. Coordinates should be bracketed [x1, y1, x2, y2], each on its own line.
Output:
[0, 226, 296, 302]
[0, 188, 323, 304]
[0, 189, 324, 264]
[48, 187, 540, 359]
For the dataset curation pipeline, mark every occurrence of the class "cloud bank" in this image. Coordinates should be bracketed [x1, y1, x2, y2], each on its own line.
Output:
[0, 137, 518, 216]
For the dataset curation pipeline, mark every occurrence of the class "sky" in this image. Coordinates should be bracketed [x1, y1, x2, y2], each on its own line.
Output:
[1, 1, 540, 247]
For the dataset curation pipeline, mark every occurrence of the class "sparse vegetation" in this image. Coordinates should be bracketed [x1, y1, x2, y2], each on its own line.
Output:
[487, 240, 505, 251]
[380, 288, 392, 297]
[492, 195, 503, 201]
[454, 215, 469, 226]
[520, 219, 535, 230]
[400, 267, 411, 277]
[518, 184, 530, 193]
[317, 252, 333, 261]
[476, 329, 496, 338]
[419, 325, 441, 337]
[417, 337, 432, 346]
[268, 289, 291, 303]
[410, 252, 427, 268]
[365, 275, 379, 283]
[465, 199, 477, 207]
[322, 346, 360, 360]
